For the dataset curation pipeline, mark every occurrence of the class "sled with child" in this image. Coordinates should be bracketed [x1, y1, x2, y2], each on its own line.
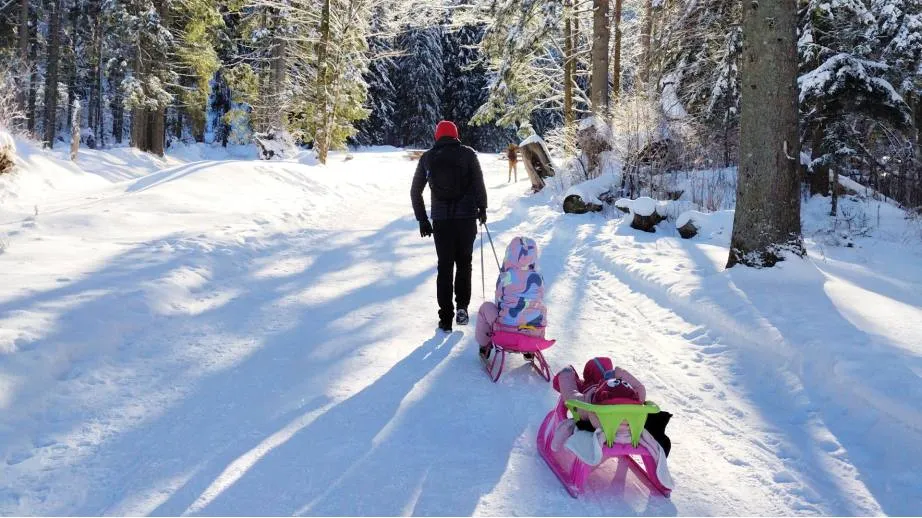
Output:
[476, 231, 557, 383]
[536, 358, 675, 498]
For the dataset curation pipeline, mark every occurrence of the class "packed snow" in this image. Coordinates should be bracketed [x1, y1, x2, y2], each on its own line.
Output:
[1, 135, 922, 516]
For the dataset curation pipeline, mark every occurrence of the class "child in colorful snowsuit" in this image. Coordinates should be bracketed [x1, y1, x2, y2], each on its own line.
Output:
[475, 236, 547, 359]
[551, 357, 673, 483]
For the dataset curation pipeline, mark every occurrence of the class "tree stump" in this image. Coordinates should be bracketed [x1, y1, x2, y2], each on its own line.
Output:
[520, 135, 556, 192]
[630, 196, 664, 232]
[676, 210, 706, 238]
[563, 194, 603, 214]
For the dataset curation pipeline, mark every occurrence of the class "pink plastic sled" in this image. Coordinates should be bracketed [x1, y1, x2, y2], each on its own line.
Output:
[536, 396, 672, 498]
[482, 330, 555, 383]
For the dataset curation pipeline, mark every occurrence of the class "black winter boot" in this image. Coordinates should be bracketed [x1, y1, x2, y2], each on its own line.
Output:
[456, 308, 469, 325]
[438, 319, 453, 333]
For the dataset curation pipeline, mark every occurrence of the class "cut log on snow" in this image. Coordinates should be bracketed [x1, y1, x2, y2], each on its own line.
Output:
[676, 210, 704, 239]
[614, 198, 632, 213]
[563, 194, 603, 214]
[519, 134, 556, 192]
[630, 196, 664, 232]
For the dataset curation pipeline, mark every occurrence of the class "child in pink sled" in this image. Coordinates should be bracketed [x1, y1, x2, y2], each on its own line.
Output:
[476, 236, 547, 360]
[550, 357, 673, 490]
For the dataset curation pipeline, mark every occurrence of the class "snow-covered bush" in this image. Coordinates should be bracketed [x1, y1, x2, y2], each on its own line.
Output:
[576, 116, 614, 180]
[687, 168, 736, 211]
[254, 129, 297, 160]
[0, 57, 27, 131]
[0, 129, 16, 176]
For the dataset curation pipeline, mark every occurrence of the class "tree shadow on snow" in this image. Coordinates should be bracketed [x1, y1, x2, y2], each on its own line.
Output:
[600, 236, 922, 516]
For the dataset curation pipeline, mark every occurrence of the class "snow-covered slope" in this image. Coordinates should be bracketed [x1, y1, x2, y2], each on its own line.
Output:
[1, 141, 920, 516]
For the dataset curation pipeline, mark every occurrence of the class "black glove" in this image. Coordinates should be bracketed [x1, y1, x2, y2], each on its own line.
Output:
[477, 207, 487, 225]
[419, 219, 433, 237]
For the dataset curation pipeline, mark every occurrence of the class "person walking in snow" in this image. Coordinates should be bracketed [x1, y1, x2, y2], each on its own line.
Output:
[411, 120, 488, 333]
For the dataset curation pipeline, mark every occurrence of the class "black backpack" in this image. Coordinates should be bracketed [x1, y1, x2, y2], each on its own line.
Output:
[426, 147, 470, 202]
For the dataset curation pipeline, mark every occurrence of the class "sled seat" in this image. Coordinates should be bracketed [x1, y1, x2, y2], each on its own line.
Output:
[536, 397, 672, 498]
[483, 331, 555, 383]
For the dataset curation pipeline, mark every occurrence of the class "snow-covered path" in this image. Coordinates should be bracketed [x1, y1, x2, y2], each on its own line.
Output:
[1, 146, 921, 516]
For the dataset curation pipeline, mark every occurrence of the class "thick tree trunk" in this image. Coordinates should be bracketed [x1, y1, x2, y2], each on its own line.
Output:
[640, 0, 653, 85]
[150, 107, 165, 156]
[590, 0, 610, 114]
[43, 0, 63, 148]
[612, 0, 623, 103]
[727, 0, 804, 268]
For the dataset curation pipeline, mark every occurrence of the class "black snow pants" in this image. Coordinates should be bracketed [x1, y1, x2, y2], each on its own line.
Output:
[433, 218, 478, 323]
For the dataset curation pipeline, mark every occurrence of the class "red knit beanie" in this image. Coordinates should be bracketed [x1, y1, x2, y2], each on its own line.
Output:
[434, 120, 459, 140]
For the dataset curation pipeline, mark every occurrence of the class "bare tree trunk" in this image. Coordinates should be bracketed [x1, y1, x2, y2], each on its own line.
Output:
[830, 167, 838, 216]
[590, 0, 610, 114]
[93, 15, 103, 148]
[572, 9, 581, 112]
[640, 0, 653, 85]
[70, 97, 80, 160]
[564, 0, 574, 146]
[43, 0, 63, 148]
[270, 30, 287, 130]
[611, 0, 623, 103]
[27, 12, 37, 135]
[18, 0, 30, 123]
[809, 121, 829, 196]
[314, 0, 332, 164]
[18, 0, 29, 61]
[66, 0, 78, 130]
[727, 0, 803, 268]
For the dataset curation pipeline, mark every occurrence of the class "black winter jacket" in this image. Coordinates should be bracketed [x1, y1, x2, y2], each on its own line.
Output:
[410, 137, 488, 222]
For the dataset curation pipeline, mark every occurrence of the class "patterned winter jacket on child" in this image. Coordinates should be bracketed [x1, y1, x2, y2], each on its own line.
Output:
[495, 237, 547, 330]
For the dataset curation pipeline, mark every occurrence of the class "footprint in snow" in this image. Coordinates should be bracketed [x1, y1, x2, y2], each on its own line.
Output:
[5, 450, 34, 466]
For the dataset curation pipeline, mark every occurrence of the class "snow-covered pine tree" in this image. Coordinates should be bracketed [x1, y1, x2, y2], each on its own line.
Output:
[352, 8, 398, 147]
[172, 0, 223, 142]
[468, 0, 583, 133]
[656, 0, 742, 162]
[291, 0, 371, 163]
[204, 69, 231, 145]
[393, 25, 444, 148]
[114, 0, 175, 156]
[441, 23, 515, 151]
[799, 0, 916, 205]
